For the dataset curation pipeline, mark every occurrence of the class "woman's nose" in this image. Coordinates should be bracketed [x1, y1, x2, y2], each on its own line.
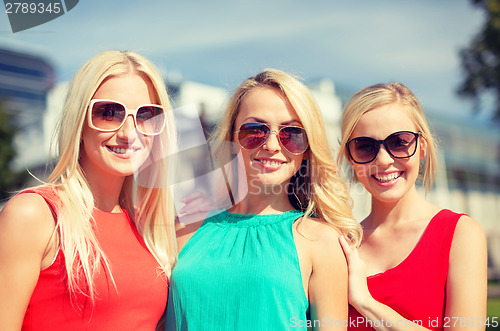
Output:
[116, 115, 138, 142]
[262, 131, 281, 153]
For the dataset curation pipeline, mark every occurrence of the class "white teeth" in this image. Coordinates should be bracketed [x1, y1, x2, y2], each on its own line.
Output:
[109, 146, 136, 154]
[259, 159, 282, 166]
[374, 172, 400, 182]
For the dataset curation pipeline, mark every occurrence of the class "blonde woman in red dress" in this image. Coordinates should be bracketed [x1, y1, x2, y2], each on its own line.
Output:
[338, 82, 487, 331]
[0, 50, 177, 330]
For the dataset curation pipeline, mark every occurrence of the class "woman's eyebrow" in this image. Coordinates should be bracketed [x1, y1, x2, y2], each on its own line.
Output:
[242, 117, 302, 126]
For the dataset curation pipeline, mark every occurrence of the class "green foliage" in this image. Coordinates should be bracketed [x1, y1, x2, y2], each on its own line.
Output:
[488, 297, 500, 330]
[458, 0, 500, 119]
[490, 296, 500, 316]
[0, 101, 29, 201]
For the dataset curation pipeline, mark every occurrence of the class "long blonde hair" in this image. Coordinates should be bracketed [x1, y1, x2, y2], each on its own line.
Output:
[338, 82, 437, 194]
[211, 69, 362, 246]
[45, 50, 177, 303]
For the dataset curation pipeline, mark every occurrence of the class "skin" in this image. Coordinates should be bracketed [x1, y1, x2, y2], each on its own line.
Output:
[339, 102, 488, 331]
[0, 73, 159, 330]
[80, 74, 155, 211]
[177, 86, 348, 329]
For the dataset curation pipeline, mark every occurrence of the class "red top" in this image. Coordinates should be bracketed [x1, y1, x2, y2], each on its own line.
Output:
[20, 187, 169, 331]
[348, 209, 462, 331]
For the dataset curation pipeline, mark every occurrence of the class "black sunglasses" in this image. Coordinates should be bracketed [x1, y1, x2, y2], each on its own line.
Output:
[235, 122, 309, 155]
[346, 131, 421, 164]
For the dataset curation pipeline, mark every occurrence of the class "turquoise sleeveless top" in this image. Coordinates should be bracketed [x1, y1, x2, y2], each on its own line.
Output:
[166, 209, 309, 330]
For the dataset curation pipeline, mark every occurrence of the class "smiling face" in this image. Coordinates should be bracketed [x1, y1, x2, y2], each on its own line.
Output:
[80, 73, 158, 180]
[349, 102, 427, 204]
[233, 86, 306, 193]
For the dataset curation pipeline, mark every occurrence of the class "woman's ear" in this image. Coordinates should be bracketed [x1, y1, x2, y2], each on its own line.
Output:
[303, 149, 310, 160]
[419, 133, 428, 160]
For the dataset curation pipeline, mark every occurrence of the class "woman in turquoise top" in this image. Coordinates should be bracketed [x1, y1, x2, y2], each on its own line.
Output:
[167, 69, 362, 330]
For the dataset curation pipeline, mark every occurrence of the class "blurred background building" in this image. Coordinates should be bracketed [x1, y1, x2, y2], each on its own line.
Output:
[0, 45, 54, 170]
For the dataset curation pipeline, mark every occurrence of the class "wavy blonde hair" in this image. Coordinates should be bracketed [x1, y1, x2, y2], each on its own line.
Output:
[338, 82, 437, 194]
[210, 69, 362, 246]
[44, 50, 177, 304]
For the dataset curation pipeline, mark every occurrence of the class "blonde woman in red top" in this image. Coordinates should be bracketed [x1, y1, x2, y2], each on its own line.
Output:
[0, 50, 177, 330]
[338, 82, 487, 330]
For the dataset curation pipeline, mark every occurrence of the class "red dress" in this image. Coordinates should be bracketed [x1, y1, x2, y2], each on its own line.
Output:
[348, 209, 462, 331]
[20, 187, 169, 330]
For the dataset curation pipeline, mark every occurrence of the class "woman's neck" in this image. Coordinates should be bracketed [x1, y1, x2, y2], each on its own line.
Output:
[366, 186, 434, 227]
[229, 188, 294, 215]
[85, 172, 126, 213]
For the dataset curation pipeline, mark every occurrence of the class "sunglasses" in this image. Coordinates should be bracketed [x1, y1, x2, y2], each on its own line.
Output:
[346, 131, 421, 164]
[88, 99, 166, 135]
[235, 122, 308, 155]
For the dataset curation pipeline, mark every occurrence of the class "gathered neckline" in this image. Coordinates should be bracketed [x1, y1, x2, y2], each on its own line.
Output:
[206, 209, 303, 227]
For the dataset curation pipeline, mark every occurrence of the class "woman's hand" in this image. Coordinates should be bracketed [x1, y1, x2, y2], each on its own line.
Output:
[338, 236, 373, 310]
[178, 191, 212, 216]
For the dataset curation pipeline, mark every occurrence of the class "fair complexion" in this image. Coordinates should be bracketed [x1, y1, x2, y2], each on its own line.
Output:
[339, 102, 487, 330]
[80, 73, 156, 212]
[0, 73, 159, 330]
[177, 86, 348, 329]
[231, 86, 306, 213]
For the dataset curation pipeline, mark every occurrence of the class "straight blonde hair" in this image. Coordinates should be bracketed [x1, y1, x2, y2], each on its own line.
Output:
[45, 50, 177, 304]
[210, 69, 362, 246]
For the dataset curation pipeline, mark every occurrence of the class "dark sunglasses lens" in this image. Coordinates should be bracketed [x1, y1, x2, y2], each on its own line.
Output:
[238, 123, 269, 149]
[279, 127, 308, 154]
[136, 106, 165, 134]
[349, 137, 379, 163]
[386, 132, 417, 158]
[91, 101, 125, 130]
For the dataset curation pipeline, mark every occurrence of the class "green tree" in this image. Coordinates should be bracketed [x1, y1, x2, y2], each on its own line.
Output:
[458, 0, 500, 119]
[0, 101, 29, 201]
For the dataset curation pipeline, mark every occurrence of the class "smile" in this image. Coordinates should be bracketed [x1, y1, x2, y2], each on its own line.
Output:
[106, 146, 140, 154]
[372, 172, 403, 183]
[254, 158, 284, 170]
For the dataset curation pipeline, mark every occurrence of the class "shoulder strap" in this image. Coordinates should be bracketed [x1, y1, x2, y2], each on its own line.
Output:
[418, 209, 463, 267]
[424, 209, 462, 242]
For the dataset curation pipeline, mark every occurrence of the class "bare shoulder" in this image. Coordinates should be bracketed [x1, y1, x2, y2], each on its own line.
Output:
[446, 215, 487, 315]
[0, 193, 56, 246]
[451, 215, 487, 263]
[448, 214, 487, 271]
[456, 214, 484, 230]
[1, 193, 55, 224]
[0, 193, 57, 329]
[295, 217, 347, 287]
[453, 214, 486, 244]
[296, 216, 343, 240]
[295, 216, 344, 259]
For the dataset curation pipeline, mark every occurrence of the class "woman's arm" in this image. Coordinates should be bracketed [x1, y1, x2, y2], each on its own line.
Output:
[308, 222, 349, 330]
[0, 193, 56, 331]
[339, 236, 431, 331]
[445, 215, 487, 329]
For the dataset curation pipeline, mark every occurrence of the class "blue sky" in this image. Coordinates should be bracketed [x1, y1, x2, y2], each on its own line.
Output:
[0, 0, 488, 118]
